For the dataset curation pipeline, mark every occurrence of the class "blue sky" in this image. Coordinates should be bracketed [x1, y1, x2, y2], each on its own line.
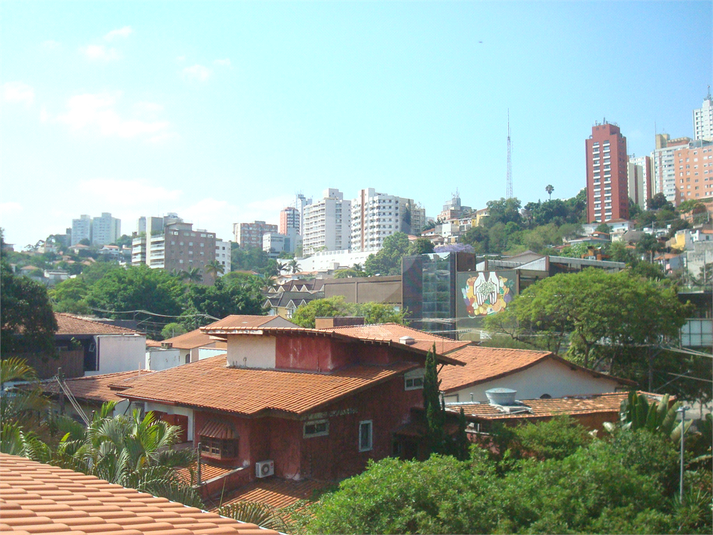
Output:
[1, 1, 711, 248]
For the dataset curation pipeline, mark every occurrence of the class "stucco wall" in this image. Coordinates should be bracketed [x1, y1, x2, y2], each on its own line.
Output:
[146, 348, 182, 371]
[87, 335, 146, 376]
[145, 402, 195, 441]
[226, 336, 276, 368]
[446, 358, 623, 403]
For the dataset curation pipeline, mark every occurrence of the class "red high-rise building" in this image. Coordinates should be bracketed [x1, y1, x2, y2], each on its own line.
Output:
[586, 121, 629, 223]
[279, 206, 300, 235]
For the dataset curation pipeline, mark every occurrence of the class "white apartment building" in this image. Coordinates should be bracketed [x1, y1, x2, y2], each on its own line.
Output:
[651, 134, 691, 204]
[92, 213, 121, 246]
[350, 188, 424, 252]
[694, 91, 713, 142]
[302, 189, 351, 255]
[628, 155, 651, 209]
[293, 193, 312, 235]
[71, 215, 92, 246]
[216, 239, 231, 274]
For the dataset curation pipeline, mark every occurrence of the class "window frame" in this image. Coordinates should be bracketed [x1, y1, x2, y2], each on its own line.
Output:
[359, 420, 373, 452]
[303, 419, 329, 438]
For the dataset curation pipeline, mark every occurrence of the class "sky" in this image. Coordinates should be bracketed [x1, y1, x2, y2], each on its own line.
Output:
[1, 1, 711, 248]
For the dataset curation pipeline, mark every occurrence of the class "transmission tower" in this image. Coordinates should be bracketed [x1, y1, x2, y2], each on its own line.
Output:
[506, 110, 513, 199]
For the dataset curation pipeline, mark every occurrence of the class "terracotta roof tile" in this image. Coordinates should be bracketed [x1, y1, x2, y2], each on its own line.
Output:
[211, 478, 333, 511]
[119, 355, 417, 416]
[0, 453, 279, 534]
[447, 391, 662, 420]
[161, 329, 227, 351]
[40, 371, 155, 404]
[439, 346, 633, 392]
[319, 323, 471, 355]
[55, 314, 144, 336]
[202, 316, 292, 330]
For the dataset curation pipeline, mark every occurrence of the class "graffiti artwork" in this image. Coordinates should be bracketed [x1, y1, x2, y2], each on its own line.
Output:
[461, 272, 515, 317]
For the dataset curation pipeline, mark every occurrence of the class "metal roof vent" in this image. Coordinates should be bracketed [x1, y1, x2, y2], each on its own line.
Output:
[485, 388, 517, 406]
[399, 336, 416, 345]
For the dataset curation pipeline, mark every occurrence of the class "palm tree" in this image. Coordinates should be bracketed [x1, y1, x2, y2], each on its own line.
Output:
[22, 402, 203, 507]
[0, 358, 49, 453]
[180, 267, 203, 283]
[546, 184, 554, 201]
[288, 259, 300, 274]
[205, 260, 225, 280]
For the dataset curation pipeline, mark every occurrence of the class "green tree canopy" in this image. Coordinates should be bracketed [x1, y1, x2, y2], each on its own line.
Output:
[1, 261, 58, 356]
[364, 232, 411, 276]
[291, 296, 405, 328]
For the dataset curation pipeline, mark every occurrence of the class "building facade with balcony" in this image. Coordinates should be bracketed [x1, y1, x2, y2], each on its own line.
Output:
[302, 188, 351, 255]
[586, 121, 629, 223]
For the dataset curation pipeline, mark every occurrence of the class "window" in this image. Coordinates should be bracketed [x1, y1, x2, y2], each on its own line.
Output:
[200, 436, 239, 460]
[404, 368, 425, 390]
[359, 420, 373, 452]
[304, 419, 329, 438]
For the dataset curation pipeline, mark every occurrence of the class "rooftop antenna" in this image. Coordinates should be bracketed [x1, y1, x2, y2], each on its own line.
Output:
[506, 110, 513, 199]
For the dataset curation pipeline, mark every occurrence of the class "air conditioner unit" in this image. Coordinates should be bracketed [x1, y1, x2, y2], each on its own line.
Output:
[255, 460, 274, 478]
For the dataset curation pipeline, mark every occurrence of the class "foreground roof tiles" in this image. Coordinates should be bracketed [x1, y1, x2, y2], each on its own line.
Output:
[55, 313, 143, 336]
[439, 346, 632, 392]
[0, 453, 278, 534]
[448, 391, 662, 420]
[119, 355, 417, 416]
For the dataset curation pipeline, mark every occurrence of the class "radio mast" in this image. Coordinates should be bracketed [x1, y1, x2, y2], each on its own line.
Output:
[506, 110, 513, 199]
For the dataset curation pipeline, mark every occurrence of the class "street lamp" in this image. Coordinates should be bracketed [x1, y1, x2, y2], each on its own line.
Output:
[676, 405, 690, 503]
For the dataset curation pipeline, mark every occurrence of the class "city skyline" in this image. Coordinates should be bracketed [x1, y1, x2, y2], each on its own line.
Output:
[1, 1, 711, 247]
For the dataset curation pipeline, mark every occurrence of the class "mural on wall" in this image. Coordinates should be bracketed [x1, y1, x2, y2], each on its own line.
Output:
[461, 271, 516, 316]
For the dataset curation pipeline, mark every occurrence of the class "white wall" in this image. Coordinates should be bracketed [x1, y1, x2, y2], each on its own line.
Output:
[446, 358, 623, 403]
[226, 336, 276, 368]
[87, 335, 146, 376]
[146, 348, 183, 371]
[145, 402, 195, 441]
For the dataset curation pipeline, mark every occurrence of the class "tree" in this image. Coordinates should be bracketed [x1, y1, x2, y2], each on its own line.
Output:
[205, 260, 225, 279]
[49, 278, 90, 314]
[290, 297, 405, 328]
[484, 269, 692, 381]
[0, 358, 49, 449]
[364, 232, 410, 276]
[288, 259, 300, 274]
[180, 267, 203, 284]
[181, 276, 266, 329]
[407, 237, 434, 255]
[484, 197, 522, 228]
[1, 261, 58, 356]
[595, 223, 612, 233]
[423, 345, 445, 455]
[546, 184, 554, 200]
[649, 192, 674, 211]
[161, 322, 187, 340]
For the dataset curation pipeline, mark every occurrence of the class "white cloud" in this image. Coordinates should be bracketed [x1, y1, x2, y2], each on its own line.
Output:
[183, 64, 212, 82]
[2, 82, 34, 107]
[80, 44, 122, 61]
[104, 26, 133, 41]
[213, 58, 232, 68]
[56, 92, 173, 139]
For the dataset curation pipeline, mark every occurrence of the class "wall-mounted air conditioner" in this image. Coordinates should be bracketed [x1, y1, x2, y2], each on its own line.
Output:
[255, 460, 274, 478]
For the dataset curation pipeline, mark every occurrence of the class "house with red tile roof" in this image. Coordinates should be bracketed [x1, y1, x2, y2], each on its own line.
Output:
[439, 346, 634, 404]
[445, 391, 664, 432]
[0, 453, 280, 535]
[117, 316, 464, 497]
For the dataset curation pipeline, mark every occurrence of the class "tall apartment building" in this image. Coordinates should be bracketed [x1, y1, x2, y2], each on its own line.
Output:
[627, 155, 652, 210]
[652, 134, 692, 204]
[586, 121, 629, 223]
[693, 90, 713, 142]
[71, 215, 92, 246]
[151, 222, 217, 283]
[302, 188, 351, 255]
[293, 193, 312, 235]
[279, 207, 300, 235]
[216, 239, 231, 274]
[235, 221, 278, 249]
[673, 140, 713, 204]
[350, 188, 424, 251]
[92, 213, 121, 246]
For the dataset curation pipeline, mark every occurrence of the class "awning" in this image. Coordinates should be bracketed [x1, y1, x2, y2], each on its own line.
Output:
[199, 420, 238, 440]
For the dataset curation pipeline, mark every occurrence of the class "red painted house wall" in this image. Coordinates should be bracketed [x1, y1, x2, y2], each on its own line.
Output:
[192, 370, 425, 482]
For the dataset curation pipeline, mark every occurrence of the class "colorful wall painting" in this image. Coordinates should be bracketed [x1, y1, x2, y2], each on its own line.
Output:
[460, 271, 516, 317]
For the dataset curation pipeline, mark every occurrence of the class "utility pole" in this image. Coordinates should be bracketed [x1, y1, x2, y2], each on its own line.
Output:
[676, 405, 690, 503]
